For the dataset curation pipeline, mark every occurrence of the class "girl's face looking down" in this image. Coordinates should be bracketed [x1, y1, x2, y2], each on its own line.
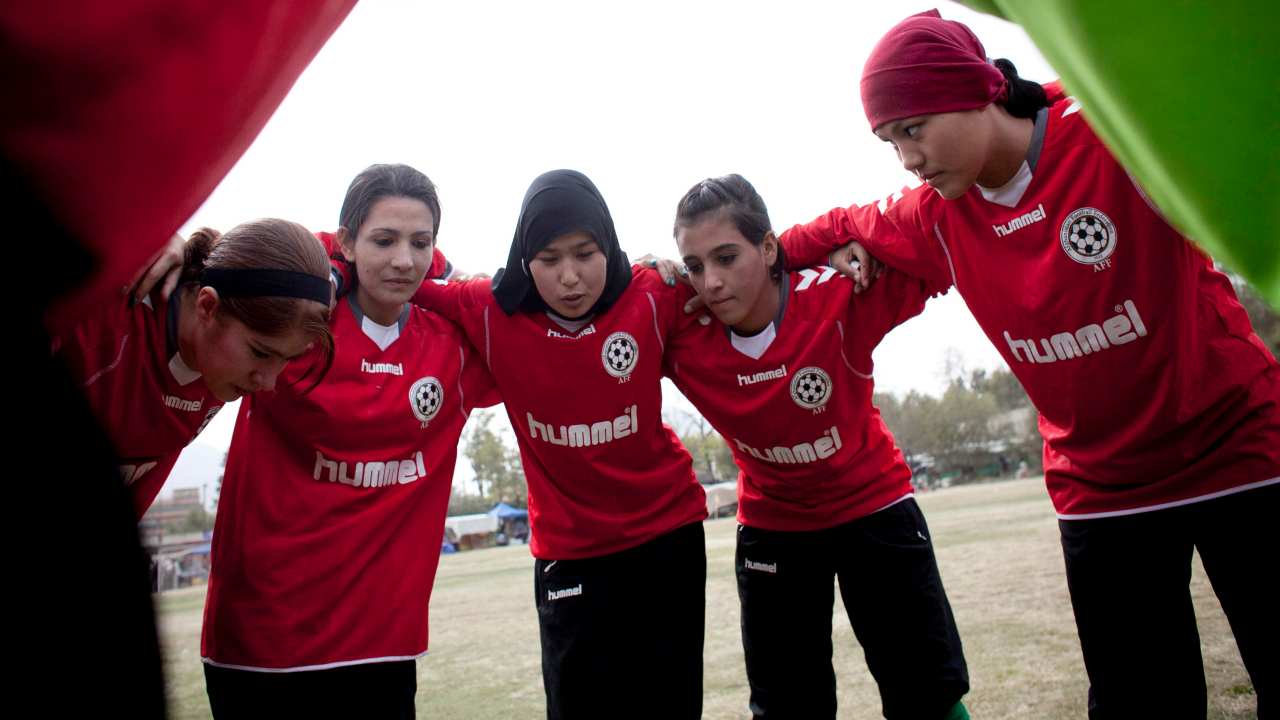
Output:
[876, 108, 996, 200]
[340, 196, 436, 325]
[677, 215, 778, 335]
[529, 231, 607, 319]
[191, 288, 314, 401]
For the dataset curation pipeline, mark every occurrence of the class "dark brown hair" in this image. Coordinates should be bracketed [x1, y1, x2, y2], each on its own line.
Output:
[674, 174, 785, 282]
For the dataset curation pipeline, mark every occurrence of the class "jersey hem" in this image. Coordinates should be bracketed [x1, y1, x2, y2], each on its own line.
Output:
[201, 651, 427, 673]
[1055, 475, 1280, 520]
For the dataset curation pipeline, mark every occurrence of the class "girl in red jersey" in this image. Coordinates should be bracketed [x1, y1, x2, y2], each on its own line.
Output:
[55, 219, 334, 515]
[200, 164, 497, 718]
[407, 169, 707, 719]
[780, 10, 1280, 719]
[666, 174, 970, 720]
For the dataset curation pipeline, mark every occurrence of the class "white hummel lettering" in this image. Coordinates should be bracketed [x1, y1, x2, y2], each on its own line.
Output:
[992, 203, 1047, 237]
[547, 584, 583, 601]
[744, 559, 777, 574]
[361, 359, 404, 376]
[1003, 300, 1148, 364]
[527, 406, 638, 448]
[163, 395, 202, 412]
[733, 426, 843, 465]
[312, 450, 427, 487]
[737, 364, 787, 387]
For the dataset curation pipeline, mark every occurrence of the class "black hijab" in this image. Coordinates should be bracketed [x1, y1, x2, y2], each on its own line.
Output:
[491, 169, 631, 317]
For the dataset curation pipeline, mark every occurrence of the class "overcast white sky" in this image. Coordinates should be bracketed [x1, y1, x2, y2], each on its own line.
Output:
[163, 0, 1059, 504]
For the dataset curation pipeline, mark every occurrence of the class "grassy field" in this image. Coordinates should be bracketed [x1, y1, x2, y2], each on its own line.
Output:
[156, 478, 1257, 718]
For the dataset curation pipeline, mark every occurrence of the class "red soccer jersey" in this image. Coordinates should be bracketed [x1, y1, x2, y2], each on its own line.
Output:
[7, 2, 356, 336]
[783, 96, 1280, 518]
[412, 268, 707, 559]
[54, 295, 223, 516]
[665, 268, 930, 531]
[201, 297, 497, 670]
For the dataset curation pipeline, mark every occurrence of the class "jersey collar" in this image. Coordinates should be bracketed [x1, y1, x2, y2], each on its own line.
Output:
[727, 274, 790, 360]
[348, 295, 409, 351]
[978, 106, 1049, 208]
[163, 291, 203, 385]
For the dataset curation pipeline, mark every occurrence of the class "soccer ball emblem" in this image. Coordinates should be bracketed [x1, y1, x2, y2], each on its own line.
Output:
[409, 377, 444, 424]
[601, 332, 639, 378]
[1068, 216, 1108, 256]
[790, 366, 832, 410]
[1059, 207, 1117, 265]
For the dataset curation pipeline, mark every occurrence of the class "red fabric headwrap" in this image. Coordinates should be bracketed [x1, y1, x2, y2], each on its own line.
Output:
[860, 9, 1007, 131]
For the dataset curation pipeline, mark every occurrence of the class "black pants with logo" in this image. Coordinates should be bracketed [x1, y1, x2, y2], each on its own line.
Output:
[736, 499, 969, 720]
[204, 660, 416, 719]
[1060, 482, 1279, 720]
[534, 521, 706, 720]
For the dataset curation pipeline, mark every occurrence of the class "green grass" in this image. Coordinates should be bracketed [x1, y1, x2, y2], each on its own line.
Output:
[157, 478, 1256, 718]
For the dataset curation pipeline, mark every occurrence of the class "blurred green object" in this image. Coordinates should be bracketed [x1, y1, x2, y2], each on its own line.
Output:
[956, 0, 1280, 307]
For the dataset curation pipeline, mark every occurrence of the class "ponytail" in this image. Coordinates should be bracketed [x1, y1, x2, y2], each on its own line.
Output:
[994, 58, 1049, 118]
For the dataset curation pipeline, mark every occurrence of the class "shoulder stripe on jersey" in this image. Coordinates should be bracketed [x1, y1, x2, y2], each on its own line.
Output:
[878, 189, 906, 215]
[81, 335, 130, 389]
[834, 320, 873, 380]
[1124, 170, 1170, 223]
[646, 292, 664, 353]
[1026, 106, 1049, 173]
[455, 345, 469, 422]
[932, 224, 960, 291]
[482, 305, 492, 368]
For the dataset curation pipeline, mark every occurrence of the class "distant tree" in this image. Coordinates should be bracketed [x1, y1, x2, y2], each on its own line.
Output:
[175, 506, 215, 534]
[211, 451, 227, 512]
[968, 367, 1031, 412]
[447, 488, 491, 517]
[877, 372, 1030, 485]
[969, 367, 1041, 473]
[1016, 407, 1044, 474]
[463, 410, 525, 504]
[489, 450, 526, 507]
[1235, 278, 1279, 357]
[667, 408, 736, 484]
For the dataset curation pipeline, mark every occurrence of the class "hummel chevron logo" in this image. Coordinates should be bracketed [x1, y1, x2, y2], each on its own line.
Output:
[796, 266, 838, 291]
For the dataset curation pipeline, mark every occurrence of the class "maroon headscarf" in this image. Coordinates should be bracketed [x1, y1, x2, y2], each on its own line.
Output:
[860, 9, 1007, 131]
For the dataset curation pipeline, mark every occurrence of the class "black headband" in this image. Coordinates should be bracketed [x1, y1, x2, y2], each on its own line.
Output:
[201, 268, 331, 306]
